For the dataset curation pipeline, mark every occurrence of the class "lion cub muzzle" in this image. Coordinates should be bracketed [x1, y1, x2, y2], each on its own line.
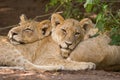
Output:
[59, 41, 73, 59]
[8, 29, 25, 44]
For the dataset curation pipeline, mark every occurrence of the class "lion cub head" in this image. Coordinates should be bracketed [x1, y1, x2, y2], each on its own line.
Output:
[51, 13, 98, 58]
[8, 14, 51, 44]
[51, 13, 85, 58]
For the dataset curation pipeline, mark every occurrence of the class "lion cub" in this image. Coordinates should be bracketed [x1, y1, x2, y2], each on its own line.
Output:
[8, 14, 96, 71]
[51, 13, 98, 58]
[53, 13, 120, 71]
[0, 14, 64, 72]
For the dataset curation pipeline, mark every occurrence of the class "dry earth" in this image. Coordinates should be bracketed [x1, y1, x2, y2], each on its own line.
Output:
[0, 68, 120, 80]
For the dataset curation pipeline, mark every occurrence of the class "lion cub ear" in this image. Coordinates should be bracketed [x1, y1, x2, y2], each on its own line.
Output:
[51, 13, 64, 29]
[80, 18, 98, 40]
[80, 18, 95, 32]
[39, 20, 51, 37]
[19, 14, 28, 24]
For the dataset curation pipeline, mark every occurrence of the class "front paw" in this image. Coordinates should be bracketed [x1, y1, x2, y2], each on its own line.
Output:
[46, 65, 65, 71]
[79, 62, 96, 70]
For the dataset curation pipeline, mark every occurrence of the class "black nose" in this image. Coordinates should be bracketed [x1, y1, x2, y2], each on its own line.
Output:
[12, 32, 18, 36]
[65, 42, 72, 46]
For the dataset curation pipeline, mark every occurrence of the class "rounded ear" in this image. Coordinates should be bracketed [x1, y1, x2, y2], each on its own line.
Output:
[80, 18, 98, 40]
[38, 20, 51, 36]
[19, 14, 28, 24]
[79, 18, 95, 32]
[51, 13, 64, 29]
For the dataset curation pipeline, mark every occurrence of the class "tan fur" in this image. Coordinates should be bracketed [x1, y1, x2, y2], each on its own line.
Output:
[32, 36, 95, 71]
[7, 14, 96, 71]
[0, 40, 64, 72]
[53, 14, 120, 71]
[68, 35, 120, 70]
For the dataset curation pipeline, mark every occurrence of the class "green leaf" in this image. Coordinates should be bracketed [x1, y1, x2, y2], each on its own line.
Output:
[84, 0, 94, 12]
[96, 13, 102, 23]
[49, 0, 58, 6]
[96, 21, 105, 32]
[84, 0, 93, 8]
[86, 4, 93, 12]
[110, 34, 120, 46]
[65, 0, 72, 3]
[103, 5, 108, 10]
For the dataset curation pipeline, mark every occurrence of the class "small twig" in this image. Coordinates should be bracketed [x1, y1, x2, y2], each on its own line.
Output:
[0, 11, 63, 31]
[0, 24, 18, 30]
[109, 11, 120, 25]
[33, 11, 63, 20]
[34, 3, 63, 20]
[53, 4, 63, 13]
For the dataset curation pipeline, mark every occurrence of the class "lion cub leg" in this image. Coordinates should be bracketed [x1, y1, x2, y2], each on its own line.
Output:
[41, 58, 96, 71]
[0, 49, 63, 72]
[62, 60, 96, 71]
[5, 54, 63, 72]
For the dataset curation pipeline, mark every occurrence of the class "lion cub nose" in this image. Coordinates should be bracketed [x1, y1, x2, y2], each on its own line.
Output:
[65, 41, 72, 46]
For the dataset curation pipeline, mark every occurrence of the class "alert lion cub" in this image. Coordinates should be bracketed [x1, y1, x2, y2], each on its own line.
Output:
[8, 14, 96, 71]
[53, 14, 120, 71]
[0, 14, 64, 72]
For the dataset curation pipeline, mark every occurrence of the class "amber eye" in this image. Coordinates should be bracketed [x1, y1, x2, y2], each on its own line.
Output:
[75, 32, 80, 36]
[62, 29, 66, 33]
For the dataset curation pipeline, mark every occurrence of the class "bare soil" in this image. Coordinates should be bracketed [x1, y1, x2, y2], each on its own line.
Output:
[0, 68, 120, 80]
[0, 0, 120, 80]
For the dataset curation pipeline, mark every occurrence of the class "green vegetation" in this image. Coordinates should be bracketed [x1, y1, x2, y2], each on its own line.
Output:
[46, 0, 120, 45]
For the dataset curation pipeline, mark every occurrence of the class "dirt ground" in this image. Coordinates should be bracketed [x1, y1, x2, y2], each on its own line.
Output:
[0, 68, 120, 80]
[0, 0, 120, 80]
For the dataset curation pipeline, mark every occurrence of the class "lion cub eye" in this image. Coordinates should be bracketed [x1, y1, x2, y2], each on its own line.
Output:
[25, 28, 32, 31]
[62, 29, 66, 34]
[75, 32, 80, 36]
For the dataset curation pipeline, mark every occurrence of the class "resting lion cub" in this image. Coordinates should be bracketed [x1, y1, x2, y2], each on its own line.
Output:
[0, 14, 64, 72]
[53, 14, 120, 71]
[8, 14, 96, 71]
[51, 13, 98, 58]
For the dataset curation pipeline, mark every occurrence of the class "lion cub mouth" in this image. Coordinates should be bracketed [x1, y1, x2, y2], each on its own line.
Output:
[59, 44, 73, 50]
[59, 45, 73, 52]
[9, 38, 25, 45]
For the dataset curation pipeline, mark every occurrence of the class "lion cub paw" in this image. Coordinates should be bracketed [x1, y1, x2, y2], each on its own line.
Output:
[45, 65, 64, 71]
[54, 65, 64, 70]
[79, 62, 96, 70]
